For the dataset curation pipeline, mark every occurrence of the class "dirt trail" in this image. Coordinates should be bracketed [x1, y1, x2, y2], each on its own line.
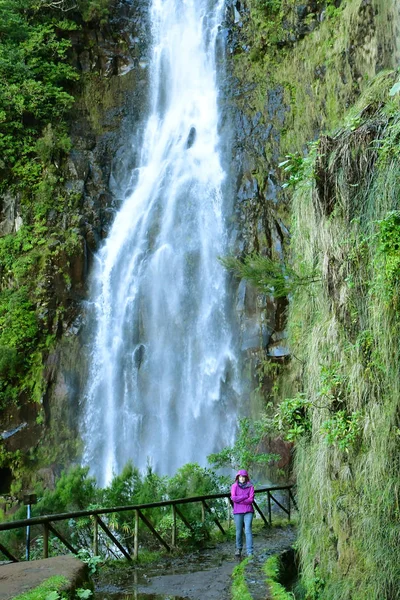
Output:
[94, 525, 296, 600]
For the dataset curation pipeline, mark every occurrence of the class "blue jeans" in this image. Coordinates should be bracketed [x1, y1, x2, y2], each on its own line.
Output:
[234, 512, 254, 555]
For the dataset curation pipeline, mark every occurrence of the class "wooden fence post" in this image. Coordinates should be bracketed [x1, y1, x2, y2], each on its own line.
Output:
[43, 523, 49, 558]
[267, 491, 272, 526]
[133, 510, 139, 560]
[172, 505, 177, 548]
[0, 484, 296, 562]
[93, 515, 99, 555]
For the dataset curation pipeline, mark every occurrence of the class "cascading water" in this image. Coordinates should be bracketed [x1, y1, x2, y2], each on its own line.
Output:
[82, 0, 241, 487]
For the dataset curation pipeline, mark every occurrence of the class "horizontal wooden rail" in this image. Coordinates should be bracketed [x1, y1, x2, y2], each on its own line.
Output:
[0, 485, 293, 532]
[0, 485, 296, 562]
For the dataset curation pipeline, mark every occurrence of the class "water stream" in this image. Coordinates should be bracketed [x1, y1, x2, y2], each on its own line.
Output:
[82, 0, 241, 486]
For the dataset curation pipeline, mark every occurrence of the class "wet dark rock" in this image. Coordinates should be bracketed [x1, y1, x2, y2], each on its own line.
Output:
[133, 344, 146, 369]
[186, 126, 197, 148]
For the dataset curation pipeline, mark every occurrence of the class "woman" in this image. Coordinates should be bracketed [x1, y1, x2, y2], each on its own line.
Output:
[230, 468, 255, 558]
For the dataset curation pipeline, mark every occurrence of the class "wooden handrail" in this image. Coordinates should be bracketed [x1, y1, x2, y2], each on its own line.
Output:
[0, 485, 296, 562]
[0, 485, 294, 532]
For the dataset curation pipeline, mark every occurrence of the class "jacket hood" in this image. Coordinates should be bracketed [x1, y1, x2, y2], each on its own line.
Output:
[236, 469, 249, 479]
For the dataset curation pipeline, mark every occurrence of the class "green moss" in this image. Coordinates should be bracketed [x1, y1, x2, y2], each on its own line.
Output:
[11, 575, 68, 600]
[234, 0, 400, 195]
[231, 558, 253, 600]
[264, 555, 295, 599]
[286, 74, 400, 599]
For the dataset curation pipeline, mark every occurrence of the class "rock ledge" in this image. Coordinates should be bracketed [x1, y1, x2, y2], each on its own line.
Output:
[0, 556, 89, 600]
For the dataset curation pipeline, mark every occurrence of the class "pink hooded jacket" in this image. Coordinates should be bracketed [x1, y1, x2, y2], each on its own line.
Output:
[230, 469, 255, 514]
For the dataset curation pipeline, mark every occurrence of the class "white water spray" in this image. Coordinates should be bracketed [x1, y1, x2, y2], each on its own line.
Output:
[82, 0, 241, 486]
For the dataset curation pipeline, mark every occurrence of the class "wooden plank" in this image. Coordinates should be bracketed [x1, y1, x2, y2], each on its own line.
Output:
[202, 500, 225, 535]
[253, 500, 269, 526]
[289, 489, 298, 511]
[93, 515, 98, 556]
[137, 509, 170, 552]
[172, 506, 177, 548]
[175, 505, 194, 532]
[0, 485, 295, 531]
[267, 491, 272, 525]
[0, 541, 19, 562]
[269, 493, 290, 516]
[43, 523, 49, 559]
[97, 516, 132, 561]
[133, 510, 139, 560]
[48, 522, 78, 555]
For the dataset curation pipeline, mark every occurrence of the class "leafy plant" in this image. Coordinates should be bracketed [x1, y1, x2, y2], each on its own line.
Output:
[75, 588, 92, 600]
[208, 417, 279, 471]
[76, 548, 102, 575]
[274, 394, 312, 442]
[375, 210, 400, 296]
[321, 410, 362, 452]
[279, 152, 308, 188]
[10, 575, 68, 600]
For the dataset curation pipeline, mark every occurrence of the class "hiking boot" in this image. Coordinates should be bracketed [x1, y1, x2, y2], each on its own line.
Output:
[235, 548, 242, 558]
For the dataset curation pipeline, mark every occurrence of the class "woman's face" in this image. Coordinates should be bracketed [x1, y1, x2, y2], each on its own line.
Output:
[238, 475, 246, 483]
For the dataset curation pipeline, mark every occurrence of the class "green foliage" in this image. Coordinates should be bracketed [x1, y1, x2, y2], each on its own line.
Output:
[75, 590, 92, 600]
[165, 463, 227, 541]
[220, 253, 319, 298]
[0, 287, 38, 350]
[0, 0, 89, 421]
[10, 575, 68, 600]
[279, 147, 316, 189]
[77, 0, 110, 23]
[231, 557, 253, 600]
[0, 284, 39, 409]
[251, 0, 281, 15]
[274, 394, 312, 442]
[320, 411, 362, 452]
[208, 417, 279, 471]
[167, 463, 224, 499]
[375, 210, 400, 298]
[284, 78, 400, 600]
[35, 124, 72, 164]
[264, 555, 295, 599]
[0, 0, 78, 189]
[34, 466, 99, 516]
[76, 548, 102, 575]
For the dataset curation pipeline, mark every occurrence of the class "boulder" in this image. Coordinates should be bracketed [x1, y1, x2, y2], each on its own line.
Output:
[0, 556, 90, 600]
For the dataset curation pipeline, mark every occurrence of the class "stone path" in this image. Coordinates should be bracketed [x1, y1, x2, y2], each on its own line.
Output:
[94, 524, 297, 600]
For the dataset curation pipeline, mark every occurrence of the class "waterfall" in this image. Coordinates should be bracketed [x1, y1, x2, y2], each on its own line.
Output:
[82, 0, 241, 487]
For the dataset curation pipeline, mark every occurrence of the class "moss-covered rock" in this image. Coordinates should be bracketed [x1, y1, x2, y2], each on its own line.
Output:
[0, 0, 150, 490]
[229, 1, 400, 594]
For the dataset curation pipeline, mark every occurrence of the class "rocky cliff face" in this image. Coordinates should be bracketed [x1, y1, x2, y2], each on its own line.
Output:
[0, 0, 151, 490]
[41, 1, 151, 453]
[227, 0, 400, 596]
[224, 0, 400, 393]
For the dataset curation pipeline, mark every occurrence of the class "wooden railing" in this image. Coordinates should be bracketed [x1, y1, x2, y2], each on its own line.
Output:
[0, 485, 297, 563]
